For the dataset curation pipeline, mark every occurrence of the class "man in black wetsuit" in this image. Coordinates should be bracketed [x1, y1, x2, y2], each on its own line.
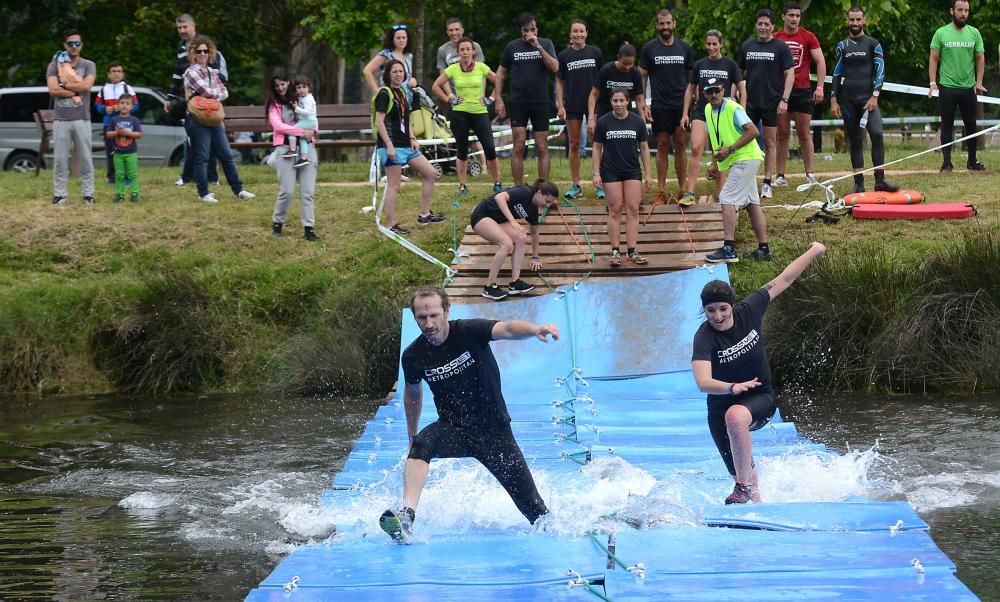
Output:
[829, 7, 899, 193]
[380, 286, 559, 541]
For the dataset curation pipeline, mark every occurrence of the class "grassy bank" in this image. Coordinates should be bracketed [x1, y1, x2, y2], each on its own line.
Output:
[1, 143, 997, 395]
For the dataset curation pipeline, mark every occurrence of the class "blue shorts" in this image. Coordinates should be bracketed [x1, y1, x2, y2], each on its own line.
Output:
[377, 147, 423, 168]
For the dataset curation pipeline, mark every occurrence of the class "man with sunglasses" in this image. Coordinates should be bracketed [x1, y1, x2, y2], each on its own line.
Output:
[46, 29, 97, 205]
[495, 12, 559, 185]
[702, 79, 771, 264]
[166, 13, 227, 187]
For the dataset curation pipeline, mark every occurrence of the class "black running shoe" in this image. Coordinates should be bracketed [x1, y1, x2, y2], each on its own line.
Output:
[417, 212, 446, 225]
[482, 283, 508, 300]
[744, 247, 773, 261]
[725, 483, 753, 505]
[940, 162, 954, 173]
[508, 279, 535, 295]
[874, 180, 900, 193]
[389, 223, 411, 236]
[272, 222, 283, 237]
[52, 196, 66, 205]
[968, 161, 986, 172]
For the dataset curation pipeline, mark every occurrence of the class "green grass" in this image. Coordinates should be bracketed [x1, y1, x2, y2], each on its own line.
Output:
[0, 142, 997, 394]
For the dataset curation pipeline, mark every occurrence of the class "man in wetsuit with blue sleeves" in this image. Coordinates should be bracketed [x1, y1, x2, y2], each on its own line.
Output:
[829, 6, 898, 194]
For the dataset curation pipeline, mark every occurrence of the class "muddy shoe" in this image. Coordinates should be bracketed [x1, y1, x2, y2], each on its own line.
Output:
[725, 483, 753, 505]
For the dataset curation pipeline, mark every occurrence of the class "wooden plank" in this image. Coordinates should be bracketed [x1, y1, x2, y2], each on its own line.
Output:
[444, 198, 723, 303]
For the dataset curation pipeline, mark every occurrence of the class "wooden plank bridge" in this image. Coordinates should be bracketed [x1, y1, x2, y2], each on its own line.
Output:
[445, 199, 724, 303]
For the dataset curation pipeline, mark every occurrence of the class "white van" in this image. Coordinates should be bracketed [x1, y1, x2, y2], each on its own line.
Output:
[0, 85, 187, 172]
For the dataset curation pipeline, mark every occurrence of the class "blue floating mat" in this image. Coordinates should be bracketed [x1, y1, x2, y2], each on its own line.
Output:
[247, 268, 979, 601]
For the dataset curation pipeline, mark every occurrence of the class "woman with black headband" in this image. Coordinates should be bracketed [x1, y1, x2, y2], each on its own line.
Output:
[691, 241, 826, 505]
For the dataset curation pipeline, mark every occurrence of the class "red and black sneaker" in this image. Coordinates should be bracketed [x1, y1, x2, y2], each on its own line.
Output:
[725, 482, 753, 505]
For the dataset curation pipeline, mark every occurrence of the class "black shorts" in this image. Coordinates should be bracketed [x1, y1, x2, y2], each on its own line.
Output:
[509, 102, 550, 132]
[651, 106, 683, 134]
[707, 392, 776, 476]
[787, 88, 814, 115]
[564, 111, 586, 122]
[469, 205, 501, 228]
[747, 106, 779, 128]
[600, 169, 643, 183]
[408, 420, 548, 523]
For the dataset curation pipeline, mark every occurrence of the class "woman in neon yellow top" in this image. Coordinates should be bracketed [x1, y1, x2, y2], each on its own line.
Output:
[432, 37, 502, 196]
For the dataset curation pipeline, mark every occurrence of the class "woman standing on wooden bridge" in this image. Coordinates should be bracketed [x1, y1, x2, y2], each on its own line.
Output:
[592, 88, 653, 267]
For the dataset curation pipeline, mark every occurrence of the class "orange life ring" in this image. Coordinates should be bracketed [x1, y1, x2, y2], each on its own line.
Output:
[842, 189, 925, 206]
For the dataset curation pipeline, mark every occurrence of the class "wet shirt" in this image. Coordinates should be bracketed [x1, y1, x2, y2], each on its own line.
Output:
[691, 289, 772, 411]
[474, 185, 540, 225]
[774, 28, 821, 90]
[593, 61, 643, 117]
[831, 35, 885, 102]
[107, 114, 141, 153]
[639, 37, 694, 109]
[402, 319, 509, 429]
[374, 87, 411, 148]
[557, 45, 604, 114]
[595, 111, 646, 175]
[689, 56, 742, 117]
[738, 37, 794, 110]
[500, 37, 558, 104]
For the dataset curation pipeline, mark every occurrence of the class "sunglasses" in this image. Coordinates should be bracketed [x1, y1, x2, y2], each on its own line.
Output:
[392, 24, 407, 31]
[65, 40, 82, 47]
[704, 87, 723, 95]
[194, 48, 210, 55]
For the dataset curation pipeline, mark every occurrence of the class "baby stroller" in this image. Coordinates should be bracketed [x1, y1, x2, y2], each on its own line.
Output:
[410, 86, 482, 177]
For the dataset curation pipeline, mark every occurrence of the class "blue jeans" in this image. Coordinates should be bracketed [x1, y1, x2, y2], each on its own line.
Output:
[184, 119, 243, 197]
[181, 136, 219, 183]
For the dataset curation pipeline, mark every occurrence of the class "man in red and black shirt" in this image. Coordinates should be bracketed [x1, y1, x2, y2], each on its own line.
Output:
[774, 2, 826, 189]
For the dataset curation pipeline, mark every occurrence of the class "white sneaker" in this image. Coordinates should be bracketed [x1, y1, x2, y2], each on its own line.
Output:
[805, 173, 818, 184]
[175, 177, 185, 186]
[761, 183, 773, 199]
[772, 175, 788, 187]
[200, 193, 218, 203]
[237, 190, 256, 200]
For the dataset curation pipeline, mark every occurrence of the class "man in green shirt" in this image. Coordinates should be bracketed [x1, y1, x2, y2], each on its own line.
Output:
[928, 0, 987, 172]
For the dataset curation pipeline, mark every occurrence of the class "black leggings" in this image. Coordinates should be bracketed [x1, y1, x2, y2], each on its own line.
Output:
[451, 111, 497, 162]
[409, 421, 548, 523]
[842, 98, 884, 170]
[707, 392, 776, 476]
[938, 85, 979, 164]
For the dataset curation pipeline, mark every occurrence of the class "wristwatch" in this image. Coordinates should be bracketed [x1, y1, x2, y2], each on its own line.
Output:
[728, 146, 735, 155]
[780, 96, 789, 103]
[872, 90, 880, 97]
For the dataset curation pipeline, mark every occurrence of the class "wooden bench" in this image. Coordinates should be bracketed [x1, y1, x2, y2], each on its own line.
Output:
[223, 104, 375, 150]
[33, 109, 106, 176]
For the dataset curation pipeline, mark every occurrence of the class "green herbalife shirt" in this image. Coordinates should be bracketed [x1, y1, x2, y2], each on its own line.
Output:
[930, 24, 984, 89]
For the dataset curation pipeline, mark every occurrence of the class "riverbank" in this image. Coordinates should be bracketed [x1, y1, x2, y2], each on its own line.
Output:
[1, 145, 997, 395]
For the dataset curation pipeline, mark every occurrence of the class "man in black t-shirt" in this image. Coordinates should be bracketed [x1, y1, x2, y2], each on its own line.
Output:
[738, 9, 794, 200]
[495, 13, 560, 185]
[691, 242, 825, 505]
[379, 286, 560, 542]
[639, 8, 694, 203]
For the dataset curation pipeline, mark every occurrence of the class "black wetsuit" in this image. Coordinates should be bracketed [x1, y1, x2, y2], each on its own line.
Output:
[831, 34, 886, 171]
[402, 319, 548, 523]
[691, 289, 777, 476]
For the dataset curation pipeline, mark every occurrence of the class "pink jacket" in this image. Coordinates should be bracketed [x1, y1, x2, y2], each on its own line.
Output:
[268, 103, 306, 147]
